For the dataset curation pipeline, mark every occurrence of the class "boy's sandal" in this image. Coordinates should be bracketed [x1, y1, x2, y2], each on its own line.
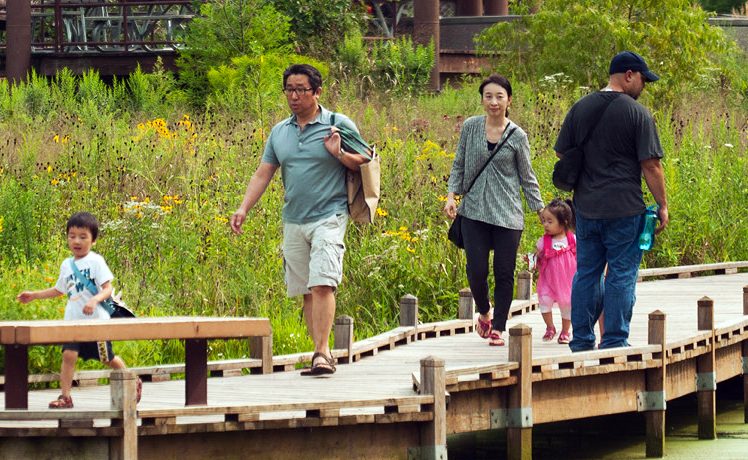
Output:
[488, 332, 505, 347]
[49, 394, 74, 409]
[476, 316, 492, 339]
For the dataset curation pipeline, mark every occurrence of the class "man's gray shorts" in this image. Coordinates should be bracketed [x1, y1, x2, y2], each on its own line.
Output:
[283, 213, 348, 297]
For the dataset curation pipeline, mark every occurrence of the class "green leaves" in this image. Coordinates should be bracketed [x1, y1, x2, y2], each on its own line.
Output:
[476, 0, 745, 101]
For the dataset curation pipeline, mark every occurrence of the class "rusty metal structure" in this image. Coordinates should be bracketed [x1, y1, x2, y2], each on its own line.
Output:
[1, 0, 519, 86]
[3, 0, 195, 81]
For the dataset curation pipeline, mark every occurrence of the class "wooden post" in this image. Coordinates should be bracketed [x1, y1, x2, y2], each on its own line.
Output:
[249, 333, 273, 374]
[458, 288, 474, 321]
[185, 338, 208, 406]
[400, 294, 418, 327]
[697, 297, 716, 439]
[485, 0, 509, 16]
[516, 270, 533, 300]
[414, 356, 446, 460]
[413, 0, 440, 91]
[4, 344, 29, 409]
[743, 286, 748, 423]
[644, 311, 667, 458]
[110, 369, 138, 460]
[334, 315, 354, 364]
[507, 324, 532, 460]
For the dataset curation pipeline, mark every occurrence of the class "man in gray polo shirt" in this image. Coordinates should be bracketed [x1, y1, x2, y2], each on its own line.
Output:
[230, 64, 368, 375]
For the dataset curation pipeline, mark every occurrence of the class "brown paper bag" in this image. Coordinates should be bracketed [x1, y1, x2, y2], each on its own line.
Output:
[347, 151, 380, 224]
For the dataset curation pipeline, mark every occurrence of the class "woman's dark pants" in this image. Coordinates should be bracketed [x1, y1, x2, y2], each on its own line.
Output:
[461, 216, 523, 332]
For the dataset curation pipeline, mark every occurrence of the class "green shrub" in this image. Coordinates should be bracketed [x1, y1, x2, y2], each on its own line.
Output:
[270, 0, 366, 57]
[177, 0, 293, 105]
[476, 0, 746, 102]
[205, 53, 329, 121]
[336, 35, 435, 97]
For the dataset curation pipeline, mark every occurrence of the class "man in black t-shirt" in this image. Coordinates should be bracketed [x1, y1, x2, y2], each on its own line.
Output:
[554, 51, 669, 352]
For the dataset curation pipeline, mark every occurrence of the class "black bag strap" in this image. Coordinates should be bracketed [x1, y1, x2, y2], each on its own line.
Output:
[577, 92, 621, 148]
[463, 125, 517, 196]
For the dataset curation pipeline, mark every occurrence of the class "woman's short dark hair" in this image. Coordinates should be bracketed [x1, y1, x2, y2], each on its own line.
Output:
[479, 74, 512, 98]
[283, 64, 323, 91]
[479, 74, 512, 117]
[67, 212, 100, 241]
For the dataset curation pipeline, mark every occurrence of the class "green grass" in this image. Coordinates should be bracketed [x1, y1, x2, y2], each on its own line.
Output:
[0, 71, 746, 375]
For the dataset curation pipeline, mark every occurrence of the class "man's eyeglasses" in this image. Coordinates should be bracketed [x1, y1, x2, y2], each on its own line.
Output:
[283, 87, 314, 96]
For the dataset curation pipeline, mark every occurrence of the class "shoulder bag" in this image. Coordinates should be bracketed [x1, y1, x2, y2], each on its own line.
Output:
[330, 113, 380, 224]
[68, 258, 135, 318]
[448, 126, 517, 249]
[552, 93, 621, 192]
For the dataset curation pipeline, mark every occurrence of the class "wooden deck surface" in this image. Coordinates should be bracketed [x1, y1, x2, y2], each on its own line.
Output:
[2, 272, 747, 428]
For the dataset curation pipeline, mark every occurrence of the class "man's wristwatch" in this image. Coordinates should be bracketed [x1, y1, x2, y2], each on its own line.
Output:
[337, 149, 345, 160]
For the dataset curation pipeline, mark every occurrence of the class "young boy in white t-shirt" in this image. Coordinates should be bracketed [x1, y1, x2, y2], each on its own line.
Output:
[17, 212, 141, 408]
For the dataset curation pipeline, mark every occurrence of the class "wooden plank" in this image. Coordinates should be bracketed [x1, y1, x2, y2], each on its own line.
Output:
[639, 261, 748, 279]
[4, 317, 271, 345]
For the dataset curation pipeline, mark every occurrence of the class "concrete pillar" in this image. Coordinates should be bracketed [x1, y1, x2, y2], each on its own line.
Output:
[6, 0, 32, 82]
[413, 0, 440, 91]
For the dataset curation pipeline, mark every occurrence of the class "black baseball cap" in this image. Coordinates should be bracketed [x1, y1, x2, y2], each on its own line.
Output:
[609, 51, 660, 82]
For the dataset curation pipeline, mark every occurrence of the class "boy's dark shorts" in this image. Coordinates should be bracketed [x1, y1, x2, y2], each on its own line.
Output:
[62, 341, 115, 362]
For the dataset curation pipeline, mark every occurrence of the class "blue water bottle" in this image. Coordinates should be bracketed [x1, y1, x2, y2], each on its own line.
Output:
[639, 205, 659, 251]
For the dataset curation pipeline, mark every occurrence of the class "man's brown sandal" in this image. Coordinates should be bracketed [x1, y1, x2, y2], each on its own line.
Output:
[49, 394, 74, 409]
[300, 352, 336, 376]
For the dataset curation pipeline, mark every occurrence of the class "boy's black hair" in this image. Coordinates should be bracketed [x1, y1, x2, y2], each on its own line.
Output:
[545, 198, 576, 231]
[67, 212, 100, 241]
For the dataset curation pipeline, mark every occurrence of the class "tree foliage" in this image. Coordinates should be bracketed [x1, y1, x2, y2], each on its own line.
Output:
[270, 0, 367, 57]
[177, 0, 293, 104]
[476, 0, 746, 100]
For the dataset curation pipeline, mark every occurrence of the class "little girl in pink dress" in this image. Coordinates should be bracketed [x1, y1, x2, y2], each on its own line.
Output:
[535, 199, 576, 344]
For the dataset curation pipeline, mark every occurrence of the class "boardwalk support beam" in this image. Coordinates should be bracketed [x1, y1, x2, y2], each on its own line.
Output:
[697, 297, 717, 439]
[408, 356, 447, 460]
[644, 310, 667, 457]
[334, 315, 354, 364]
[507, 324, 532, 460]
[458, 288, 474, 321]
[110, 369, 138, 460]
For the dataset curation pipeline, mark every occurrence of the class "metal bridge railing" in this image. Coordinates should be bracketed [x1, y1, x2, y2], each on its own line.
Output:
[30, 0, 196, 53]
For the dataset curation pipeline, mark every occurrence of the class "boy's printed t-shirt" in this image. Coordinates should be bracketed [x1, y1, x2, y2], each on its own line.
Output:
[55, 251, 113, 320]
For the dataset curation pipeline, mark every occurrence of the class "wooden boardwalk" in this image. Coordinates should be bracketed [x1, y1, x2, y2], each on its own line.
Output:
[1, 268, 747, 459]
